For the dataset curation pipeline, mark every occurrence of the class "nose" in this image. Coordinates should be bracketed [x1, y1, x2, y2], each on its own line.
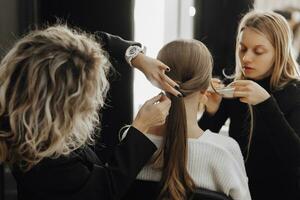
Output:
[242, 51, 253, 63]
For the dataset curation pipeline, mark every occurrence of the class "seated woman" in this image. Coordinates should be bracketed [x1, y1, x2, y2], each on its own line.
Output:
[123, 39, 251, 200]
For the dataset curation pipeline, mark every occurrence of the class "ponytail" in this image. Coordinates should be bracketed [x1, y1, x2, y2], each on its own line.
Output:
[154, 95, 195, 200]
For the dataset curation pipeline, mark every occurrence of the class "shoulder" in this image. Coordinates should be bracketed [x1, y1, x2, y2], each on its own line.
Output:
[282, 79, 300, 93]
[13, 147, 96, 191]
[188, 131, 246, 179]
[200, 130, 241, 152]
[190, 131, 244, 164]
[273, 79, 300, 110]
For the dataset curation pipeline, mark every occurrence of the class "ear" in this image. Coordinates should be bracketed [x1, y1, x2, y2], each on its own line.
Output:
[199, 90, 208, 104]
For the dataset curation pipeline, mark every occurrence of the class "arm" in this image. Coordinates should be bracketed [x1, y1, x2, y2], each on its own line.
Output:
[98, 32, 140, 63]
[232, 79, 300, 166]
[15, 94, 171, 200]
[254, 96, 300, 167]
[84, 127, 157, 200]
[97, 32, 181, 96]
[198, 99, 229, 133]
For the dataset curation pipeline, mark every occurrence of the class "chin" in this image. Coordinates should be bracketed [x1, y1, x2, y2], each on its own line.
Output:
[245, 74, 268, 81]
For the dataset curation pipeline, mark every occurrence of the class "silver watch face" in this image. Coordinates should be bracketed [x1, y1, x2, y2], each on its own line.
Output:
[128, 46, 140, 56]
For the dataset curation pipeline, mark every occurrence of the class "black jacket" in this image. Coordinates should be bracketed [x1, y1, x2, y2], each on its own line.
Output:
[12, 127, 156, 200]
[199, 77, 300, 200]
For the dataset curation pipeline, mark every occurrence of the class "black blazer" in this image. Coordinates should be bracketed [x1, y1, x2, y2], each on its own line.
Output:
[12, 127, 156, 200]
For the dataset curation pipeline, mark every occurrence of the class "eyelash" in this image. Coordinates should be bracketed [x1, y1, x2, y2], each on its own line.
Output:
[240, 48, 263, 55]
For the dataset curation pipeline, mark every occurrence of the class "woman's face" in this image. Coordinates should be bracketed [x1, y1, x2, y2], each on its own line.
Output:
[238, 27, 275, 80]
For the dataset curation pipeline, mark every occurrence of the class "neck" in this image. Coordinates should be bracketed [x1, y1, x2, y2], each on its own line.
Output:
[149, 94, 203, 138]
[184, 96, 204, 138]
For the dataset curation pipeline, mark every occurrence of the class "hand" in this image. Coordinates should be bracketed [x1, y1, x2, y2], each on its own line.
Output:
[132, 93, 171, 133]
[131, 53, 182, 97]
[233, 80, 270, 105]
[205, 78, 223, 115]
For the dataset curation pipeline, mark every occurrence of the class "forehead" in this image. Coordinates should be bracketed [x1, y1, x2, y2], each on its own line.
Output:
[239, 27, 273, 48]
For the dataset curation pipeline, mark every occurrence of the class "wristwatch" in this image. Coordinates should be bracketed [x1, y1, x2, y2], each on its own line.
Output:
[125, 45, 146, 67]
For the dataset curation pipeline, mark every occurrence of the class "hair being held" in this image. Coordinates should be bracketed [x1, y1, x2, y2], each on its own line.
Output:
[153, 39, 212, 200]
[0, 25, 110, 170]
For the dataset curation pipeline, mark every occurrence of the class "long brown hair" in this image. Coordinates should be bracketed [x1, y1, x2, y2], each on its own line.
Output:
[0, 25, 110, 170]
[154, 39, 213, 200]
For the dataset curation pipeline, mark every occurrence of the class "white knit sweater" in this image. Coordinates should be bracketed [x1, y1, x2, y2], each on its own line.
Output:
[137, 130, 252, 200]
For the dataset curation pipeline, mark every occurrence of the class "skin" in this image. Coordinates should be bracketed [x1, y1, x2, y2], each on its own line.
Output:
[238, 27, 275, 80]
[233, 27, 273, 105]
[132, 53, 182, 97]
[206, 27, 275, 112]
[148, 91, 207, 138]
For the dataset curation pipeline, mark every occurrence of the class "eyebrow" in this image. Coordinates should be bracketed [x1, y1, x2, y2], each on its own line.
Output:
[239, 42, 267, 49]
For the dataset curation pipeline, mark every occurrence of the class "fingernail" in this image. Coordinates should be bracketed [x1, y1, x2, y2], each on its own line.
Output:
[177, 93, 183, 98]
[174, 85, 180, 90]
[166, 68, 170, 72]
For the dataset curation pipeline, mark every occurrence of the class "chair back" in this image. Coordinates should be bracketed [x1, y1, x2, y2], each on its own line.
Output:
[122, 180, 232, 200]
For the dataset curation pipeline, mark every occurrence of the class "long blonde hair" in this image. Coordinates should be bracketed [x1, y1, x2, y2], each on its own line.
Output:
[0, 25, 110, 170]
[154, 39, 213, 200]
[235, 10, 300, 89]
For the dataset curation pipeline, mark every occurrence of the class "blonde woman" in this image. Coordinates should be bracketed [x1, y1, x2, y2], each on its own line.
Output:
[199, 10, 300, 200]
[123, 39, 251, 200]
[0, 25, 178, 200]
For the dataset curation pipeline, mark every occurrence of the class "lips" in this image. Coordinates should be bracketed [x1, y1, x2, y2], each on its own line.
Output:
[242, 66, 255, 74]
[243, 65, 254, 70]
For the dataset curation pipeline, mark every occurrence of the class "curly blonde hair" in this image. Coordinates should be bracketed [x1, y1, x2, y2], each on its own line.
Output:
[0, 25, 110, 170]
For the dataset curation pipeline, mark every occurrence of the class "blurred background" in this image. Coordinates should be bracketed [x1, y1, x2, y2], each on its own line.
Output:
[0, 0, 299, 199]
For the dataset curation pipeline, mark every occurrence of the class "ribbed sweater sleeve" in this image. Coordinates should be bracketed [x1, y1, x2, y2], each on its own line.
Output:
[198, 100, 229, 133]
[254, 96, 300, 167]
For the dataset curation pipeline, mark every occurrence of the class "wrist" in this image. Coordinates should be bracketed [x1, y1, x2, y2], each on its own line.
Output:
[131, 53, 144, 70]
[255, 93, 271, 105]
[125, 45, 146, 67]
[132, 120, 149, 133]
[205, 105, 219, 116]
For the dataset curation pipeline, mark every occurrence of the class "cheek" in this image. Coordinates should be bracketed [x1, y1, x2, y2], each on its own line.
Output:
[238, 52, 245, 66]
[254, 51, 273, 70]
[261, 54, 275, 71]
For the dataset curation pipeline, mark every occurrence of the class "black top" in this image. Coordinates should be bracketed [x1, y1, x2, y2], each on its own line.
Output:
[12, 127, 156, 200]
[199, 77, 300, 200]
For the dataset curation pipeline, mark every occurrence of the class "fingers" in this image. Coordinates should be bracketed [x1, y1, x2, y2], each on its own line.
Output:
[159, 74, 182, 97]
[162, 73, 178, 88]
[231, 80, 251, 86]
[158, 62, 171, 72]
[239, 97, 249, 104]
[211, 78, 222, 84]
[146, 93, 164, 105]
[233, 90, 251, 104]
[233, 85, 248, 92]
[157, 63, 181, 96]
[233, 91, 249, 98]
[158, 95, 171, 108]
